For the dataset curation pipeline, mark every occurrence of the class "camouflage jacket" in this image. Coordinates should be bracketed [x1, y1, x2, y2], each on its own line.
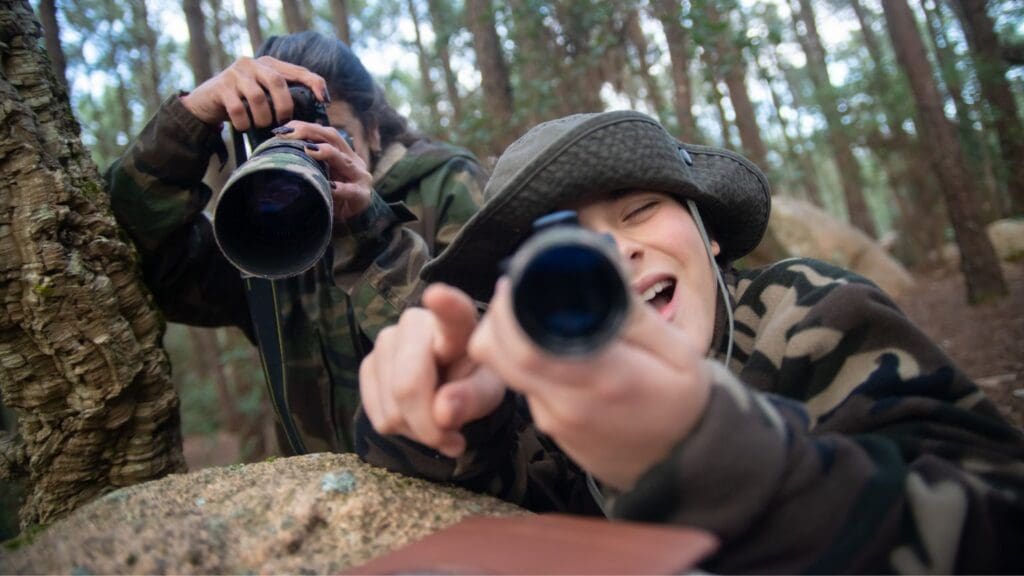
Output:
[358, 257, 1024, 573]
[106, 93, 485, 455]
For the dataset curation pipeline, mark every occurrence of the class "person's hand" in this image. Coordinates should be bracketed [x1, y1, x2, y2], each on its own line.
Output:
[270, 121, 373, 221]
[360, 283, 507, 457]
[180, 56, 328, 130]
[468, 278, 713, 491]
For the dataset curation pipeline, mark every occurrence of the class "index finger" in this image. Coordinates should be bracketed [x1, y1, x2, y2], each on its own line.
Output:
[255, 55, 330, 102]
[422, 283, 479, 366]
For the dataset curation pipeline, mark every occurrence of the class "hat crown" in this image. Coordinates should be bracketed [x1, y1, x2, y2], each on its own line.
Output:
[484, 110, 681, 203]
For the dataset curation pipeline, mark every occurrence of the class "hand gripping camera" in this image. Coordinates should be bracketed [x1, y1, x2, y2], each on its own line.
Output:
[506, 211, 632, 356]
[213, 85, 353, 279]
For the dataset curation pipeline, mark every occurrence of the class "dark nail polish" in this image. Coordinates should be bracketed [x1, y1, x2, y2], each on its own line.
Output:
[305, 143, 320, 151]
[323, 91, 332, 104]
[271, 126, 294, 134]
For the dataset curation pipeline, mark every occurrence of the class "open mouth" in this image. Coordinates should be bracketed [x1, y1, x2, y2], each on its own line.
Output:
[641, 278, 676, 313]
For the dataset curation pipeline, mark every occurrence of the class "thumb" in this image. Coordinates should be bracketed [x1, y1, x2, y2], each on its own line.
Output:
[423, 283, 479, 366]
[433, 367, 506, 430]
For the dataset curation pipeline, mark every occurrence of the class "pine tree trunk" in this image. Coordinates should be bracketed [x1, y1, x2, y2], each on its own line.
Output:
[208, 0, 232, 73]
[407, 0, 443, 135]
[507, 0, 560, 126]
[919, 0, 1000, 223]
[625, 10, 668, 125]
[130, 0, 164, 118]
[35, 0, 67, 91]
[465, 0, 515, 155]
[184, 0, 213, 84]
[329, 0, 350, 46]
[791, 0, 877, 237]
[243, 0, 264, 54]
[652, 0, 698, 142]
[427, 0, 463, 127]
[954, 0, 1024, 216]
[0, 0, 184, 527]
[881, 0, 1006, 302]
[281, 0, 309, 33]
[699, 0, 768, 169]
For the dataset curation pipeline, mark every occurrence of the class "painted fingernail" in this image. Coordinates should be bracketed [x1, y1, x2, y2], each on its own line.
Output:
[271, 126, 294, 134]
[304, 143, 320, 151]
[323, 91, 332, 104]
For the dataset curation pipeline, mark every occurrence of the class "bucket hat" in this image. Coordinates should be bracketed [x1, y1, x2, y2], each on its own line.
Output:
[422, 110, 771, 302]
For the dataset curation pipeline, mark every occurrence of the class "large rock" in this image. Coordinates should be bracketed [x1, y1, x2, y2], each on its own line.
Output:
[750, 197, 917, 299]
[0, 453, 527, 573]
[986, 218, 1024, 262]
[938, 217, 1024, 268]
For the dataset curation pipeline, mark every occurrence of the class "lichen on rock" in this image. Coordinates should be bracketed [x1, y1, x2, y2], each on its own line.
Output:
[0, 453, 527, 573]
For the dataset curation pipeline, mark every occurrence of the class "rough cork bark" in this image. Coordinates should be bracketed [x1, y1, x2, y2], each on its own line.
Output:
[0, 0, 184, 527]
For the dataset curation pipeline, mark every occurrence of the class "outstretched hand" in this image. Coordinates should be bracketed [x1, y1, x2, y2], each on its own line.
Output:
[469, 278, 713, 490]
[360, 283, 506, 457]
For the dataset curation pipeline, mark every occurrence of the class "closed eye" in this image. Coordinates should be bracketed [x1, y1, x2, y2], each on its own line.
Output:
[624, 200, 659, 222]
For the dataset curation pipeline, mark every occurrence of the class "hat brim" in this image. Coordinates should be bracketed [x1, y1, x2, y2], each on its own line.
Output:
[423, 113, 770, 303]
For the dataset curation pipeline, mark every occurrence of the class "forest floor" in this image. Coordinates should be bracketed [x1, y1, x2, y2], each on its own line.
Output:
[896, 260, 1024, 429]
[182, 260, 1024, 470]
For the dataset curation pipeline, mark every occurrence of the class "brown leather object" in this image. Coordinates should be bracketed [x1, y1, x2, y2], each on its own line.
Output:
[347, 513, 719, 575]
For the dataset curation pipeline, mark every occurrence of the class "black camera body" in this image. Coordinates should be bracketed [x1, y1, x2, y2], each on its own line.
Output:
[507, 211, 632, 356]
[213, 86, 351, 279]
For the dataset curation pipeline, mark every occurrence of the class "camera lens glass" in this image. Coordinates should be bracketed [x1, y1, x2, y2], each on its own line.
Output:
[514, 242, 627, 355]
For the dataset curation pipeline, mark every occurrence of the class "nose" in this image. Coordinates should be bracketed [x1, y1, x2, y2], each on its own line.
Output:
[614, 233, 643, 263]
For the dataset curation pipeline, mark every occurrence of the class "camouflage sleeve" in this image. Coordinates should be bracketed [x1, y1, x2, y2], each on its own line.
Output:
[333, 154, 486, 341]
[612, 260, 1024, 573]
[104, 93, 252, 333]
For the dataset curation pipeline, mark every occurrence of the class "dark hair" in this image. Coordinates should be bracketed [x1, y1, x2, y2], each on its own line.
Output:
[256, 31, 420, 153]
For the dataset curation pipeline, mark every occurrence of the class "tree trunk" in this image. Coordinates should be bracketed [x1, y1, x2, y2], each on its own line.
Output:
[757, 45, 823, 205]
[130, 0, 163, 118]
[243, 0, 264, 54]
[624, 10, 668, 125]
[850, 0, 946, 263]
[954, 0, 1024, 215]
[507, 0, 561, 125]
[427, 0, 463, 127]
[35, 0, 67, 91]
[183, 0, 213, 84]
[208, 0, 232, 73]
[329, 0, 350, 46]
[920, 0, 1000, 223]
[700, 0, 768, 169]
[407, 0, 443, 135]
[281, 0, 309, 33]
[551, 1, 607, 113]
[652, 0, 698, 142]
[0, 0, 184, 527]
[465, 0, 515, 155]
[791, 0, 877, 237]
[881, 0, 1006, 302]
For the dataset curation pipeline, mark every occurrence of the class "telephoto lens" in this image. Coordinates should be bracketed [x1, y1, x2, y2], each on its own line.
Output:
[507, 211, 631, 357]
[214, 138, 333, 278]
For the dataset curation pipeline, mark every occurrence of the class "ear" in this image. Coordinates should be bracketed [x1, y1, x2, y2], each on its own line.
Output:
[365, 119, 382, 154]
[711, 239, 721, 257]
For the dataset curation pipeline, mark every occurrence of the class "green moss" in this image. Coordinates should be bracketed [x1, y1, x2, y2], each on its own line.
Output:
[1, 522, 48, 552]
[31, 283, 53, 297]
[77, 179, 104, 200]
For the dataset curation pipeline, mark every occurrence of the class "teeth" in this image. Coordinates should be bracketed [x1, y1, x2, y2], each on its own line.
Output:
[641, 279, 674, 303]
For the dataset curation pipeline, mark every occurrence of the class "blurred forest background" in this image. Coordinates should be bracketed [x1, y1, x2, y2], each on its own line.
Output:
[2, 0, 1021, 535]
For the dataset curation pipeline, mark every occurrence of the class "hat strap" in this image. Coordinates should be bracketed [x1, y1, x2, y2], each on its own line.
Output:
[686, 200, 734, 368]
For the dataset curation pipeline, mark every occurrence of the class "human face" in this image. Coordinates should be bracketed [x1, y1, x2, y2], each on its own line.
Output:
[326, 100, 381, 169]
[574, 191, 721, 355]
